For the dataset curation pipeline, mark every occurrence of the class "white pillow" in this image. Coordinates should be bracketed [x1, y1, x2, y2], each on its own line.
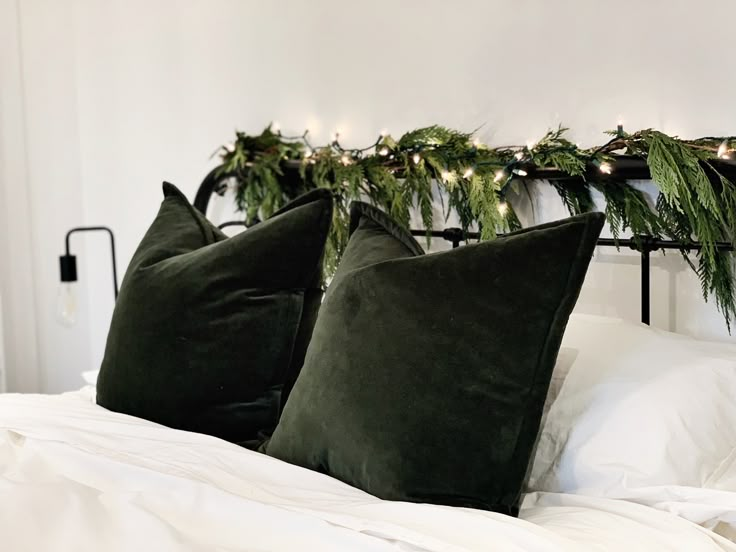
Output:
[82, 370, 99, 385]
[530, 314, 736, 494]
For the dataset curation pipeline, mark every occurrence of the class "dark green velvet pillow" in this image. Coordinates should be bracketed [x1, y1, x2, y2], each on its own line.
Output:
[96, 182, 332, 446]
[265, 202, 604, 514]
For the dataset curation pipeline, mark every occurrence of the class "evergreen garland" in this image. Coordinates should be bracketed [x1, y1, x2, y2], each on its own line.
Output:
[215, 125, 736, 329]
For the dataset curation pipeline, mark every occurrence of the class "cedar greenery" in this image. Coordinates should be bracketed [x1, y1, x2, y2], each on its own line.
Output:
[216, 125, 736, 329]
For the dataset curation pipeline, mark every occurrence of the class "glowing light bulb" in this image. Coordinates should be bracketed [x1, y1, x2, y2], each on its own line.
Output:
[272, 122, 281, 133]
[513, 168, 528, 176]
[380, 128, 389, 137]
[473, 138, 481, 147]
[599, 161, 613, 174]
[463, 167, 474, 178]
[718, 140, 729, 159]
[494, 170, 506, 183]
[379, 147, 389, 156]
[441, 170, 452, 182]
[56, 283, 77, 327]
[304, 148, 313, 158]
[498, 202, 509, 215]
[526, 139, 536, 150]
[413, 153, 421, 164]
[340, 154, 351, 165]
[515, 152, 524, 160]
[224, 142, 235, 153]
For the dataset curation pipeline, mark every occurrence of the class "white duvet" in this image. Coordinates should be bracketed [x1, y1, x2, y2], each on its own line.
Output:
[1, 388, 734, 552]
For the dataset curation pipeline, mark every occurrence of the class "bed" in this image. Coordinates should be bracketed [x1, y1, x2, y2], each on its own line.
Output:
[4, 174, 736, 551]
[3, 312, 736, 551]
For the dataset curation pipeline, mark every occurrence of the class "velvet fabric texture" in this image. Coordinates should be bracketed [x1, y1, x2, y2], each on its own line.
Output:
[96, 182, 332, 446]
[266, 203, 604, 514]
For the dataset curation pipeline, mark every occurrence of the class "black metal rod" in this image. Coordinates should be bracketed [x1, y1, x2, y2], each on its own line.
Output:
[595, 237, 734, 251]
[194, 166, 233, 214]
[213, 221, 736, 253]
[410, 229, 734, 252]
[409, 228, 733, 327]
[641, 249, 651, 325]
[213, 217, 734, 326]
[64, 226, 119, 300]
[218, 221, 248, 230]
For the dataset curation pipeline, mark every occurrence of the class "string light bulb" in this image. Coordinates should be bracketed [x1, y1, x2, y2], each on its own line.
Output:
[494, 170, 506, 183]
[380, 128, 389, 137]
[272, 122, 281, 134]
[413, 153, 421, 164]
[599, 161, 613, 174]
[332, 132, 340, 143]
[441, 170, 453, 182]
[515, 152, 524, 160]
[616, 118, 624, 137]
[463, 167, 474, 179]
[473, 138, 481, 148]
[513, 168, 528, 176]
[718, 139, 730, 159]
[304, 148, 313, 158]
[498, 202, 509, 215]
[379, 146, 389, 156]
[340, 153, 351, 165]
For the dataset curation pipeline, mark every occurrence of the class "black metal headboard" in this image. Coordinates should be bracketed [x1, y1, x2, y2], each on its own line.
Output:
[193, 167, 733, 326]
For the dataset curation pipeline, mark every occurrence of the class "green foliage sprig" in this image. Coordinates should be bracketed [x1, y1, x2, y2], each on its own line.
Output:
[216, 125, 736, 329]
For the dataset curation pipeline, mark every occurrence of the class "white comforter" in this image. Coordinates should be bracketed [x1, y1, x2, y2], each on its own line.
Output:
[1, 389, 734, 552]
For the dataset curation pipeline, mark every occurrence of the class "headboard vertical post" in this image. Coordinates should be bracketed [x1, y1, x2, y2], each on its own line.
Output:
[641, 248, 651, 326]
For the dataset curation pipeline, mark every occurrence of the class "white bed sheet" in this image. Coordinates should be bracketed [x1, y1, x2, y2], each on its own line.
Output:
[1, 389, 734, 552]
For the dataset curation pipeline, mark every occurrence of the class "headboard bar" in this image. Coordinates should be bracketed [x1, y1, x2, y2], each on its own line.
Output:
[409, 229, 733, 325]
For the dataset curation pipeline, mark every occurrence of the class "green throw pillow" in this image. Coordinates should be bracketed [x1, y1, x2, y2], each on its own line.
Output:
[97, 182, 332, 446]
[265, 202, 604, 514]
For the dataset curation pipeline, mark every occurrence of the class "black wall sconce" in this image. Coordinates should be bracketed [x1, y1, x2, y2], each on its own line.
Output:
[58, 226, 118, 326]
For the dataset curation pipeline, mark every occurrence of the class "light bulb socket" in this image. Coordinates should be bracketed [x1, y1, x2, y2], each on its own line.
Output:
[60, 254, 78, 282]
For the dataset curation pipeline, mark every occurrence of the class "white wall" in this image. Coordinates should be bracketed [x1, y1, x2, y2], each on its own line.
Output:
[0, 0, 41, 393]
[2, 0, 736, 392]
[0, 294, 6, 392]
